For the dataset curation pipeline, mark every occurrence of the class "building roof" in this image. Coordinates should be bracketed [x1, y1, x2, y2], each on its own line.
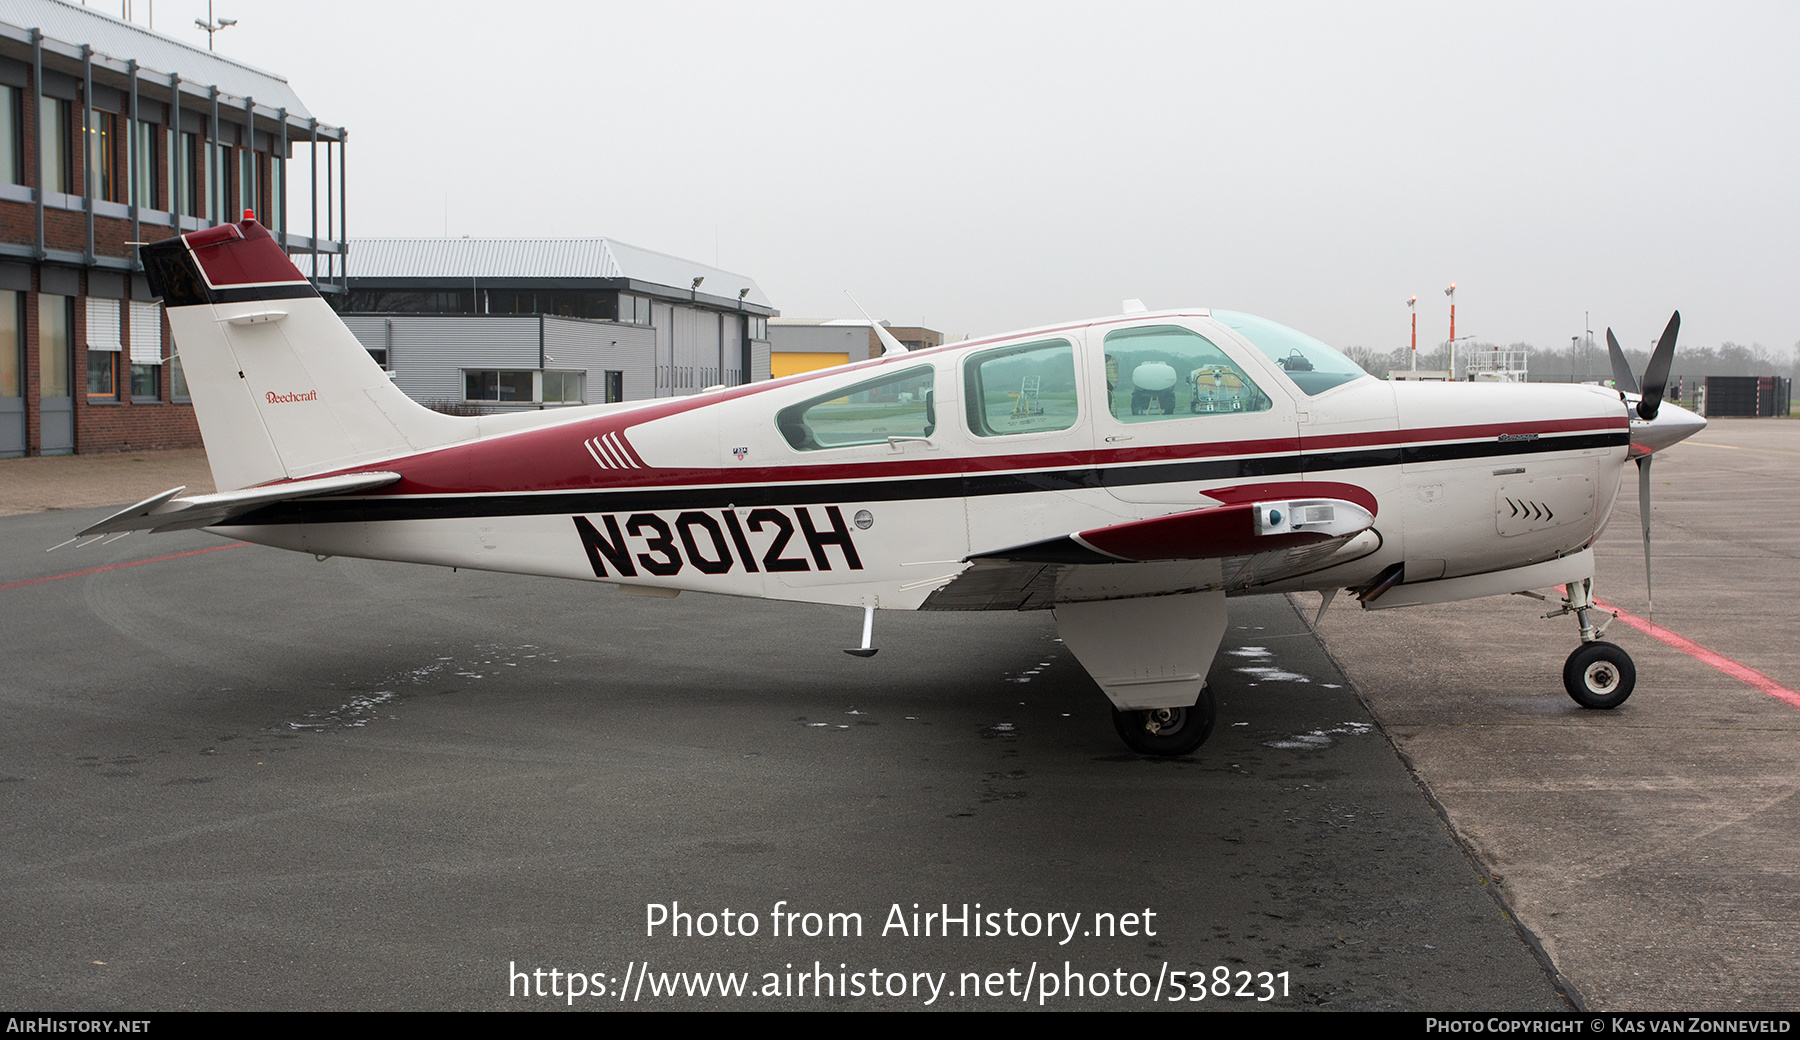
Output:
[0, 0, 312, 116]
[350, 237, 774, 309]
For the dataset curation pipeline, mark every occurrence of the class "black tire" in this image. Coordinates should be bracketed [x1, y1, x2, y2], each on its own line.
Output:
[1563, 641, 1636, 709]
[1112, 686, 1217, 756]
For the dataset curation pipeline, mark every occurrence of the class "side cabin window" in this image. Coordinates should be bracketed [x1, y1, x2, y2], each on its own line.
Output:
[776, 365, 935, 451]
[963, 338, 1078, 437]
[1102, 325, 1270, 422]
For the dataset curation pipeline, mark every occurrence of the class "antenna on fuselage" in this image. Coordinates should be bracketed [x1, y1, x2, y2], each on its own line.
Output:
[845, 292, 907, 357]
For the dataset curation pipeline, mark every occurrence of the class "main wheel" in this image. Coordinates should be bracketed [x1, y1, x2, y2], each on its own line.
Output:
[1112, 686, 1217, 756]
[1563, 641, 1636, 709]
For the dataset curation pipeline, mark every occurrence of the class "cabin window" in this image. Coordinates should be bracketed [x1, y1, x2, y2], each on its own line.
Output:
[1101, 325, 1270, 422]
[963, 339, 1079, 437]
[1211, 310, 1368, 395]
[775, 365, 935, 451]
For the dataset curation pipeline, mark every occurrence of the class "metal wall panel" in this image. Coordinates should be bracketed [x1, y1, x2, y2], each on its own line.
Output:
[751, 340, 772, 383]
[654, 303, 674, 395]
[542, 316, 656, 403]
[342, 314, 539, 405]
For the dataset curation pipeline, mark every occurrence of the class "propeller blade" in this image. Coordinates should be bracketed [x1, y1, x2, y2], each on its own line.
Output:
[1605, 329, 1639, 394]
[1638, 454, 1653, 620]
[1637, 311, 1680, 421]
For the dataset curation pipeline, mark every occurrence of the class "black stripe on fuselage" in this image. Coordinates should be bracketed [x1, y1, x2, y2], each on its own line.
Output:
[224, 430, 1627, 528]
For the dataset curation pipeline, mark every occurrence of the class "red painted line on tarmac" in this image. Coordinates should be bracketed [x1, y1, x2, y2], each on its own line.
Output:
[1594, 597, 1800, 710]
[0, 542, 249, 591]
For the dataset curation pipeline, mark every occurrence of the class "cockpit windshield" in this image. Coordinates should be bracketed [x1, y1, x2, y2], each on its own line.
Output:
[1212, 310, 1370, 395]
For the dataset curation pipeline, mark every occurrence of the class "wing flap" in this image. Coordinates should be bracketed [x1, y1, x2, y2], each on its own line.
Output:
[79, 471, 402, 536]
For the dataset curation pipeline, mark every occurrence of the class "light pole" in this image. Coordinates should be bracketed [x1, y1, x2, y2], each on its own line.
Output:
[1444, 283, 1456, 378]
[1408, 296, 1418, 372]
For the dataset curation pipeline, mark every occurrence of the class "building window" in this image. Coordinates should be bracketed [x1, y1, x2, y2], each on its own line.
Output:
[39, 96, 70, 194]
[0, 86, 19, 185]
[86, 110, 118, 202]
[130, 362, 157, 399]
[617, 293, 652, 325]
[176, 130, 209, 218]
[238, 147, 255, 219]
[464, 370, 585, 405]
[39, 294, 71, 398]
[128, 300, 161, 401]
[465, 370, 533, 403]
[85, 297, 123, 401]
[268, 154, 283, 232]
[170, 352, 189, 401]
[0, 291, 19, 397]
[130, 119, 157, 209]
[604, 371, 623, 403]
[542, 370, 584, 404]
[87, 347, 117, 399]
[207, 139, 225, 221]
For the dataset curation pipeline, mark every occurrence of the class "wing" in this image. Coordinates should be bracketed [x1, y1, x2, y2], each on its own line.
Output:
[923, 483, 1379, 611]
[79, 471, 402, 535]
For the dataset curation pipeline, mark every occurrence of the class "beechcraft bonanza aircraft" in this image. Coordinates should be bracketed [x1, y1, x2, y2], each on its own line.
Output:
[85, 218, 1707, 755]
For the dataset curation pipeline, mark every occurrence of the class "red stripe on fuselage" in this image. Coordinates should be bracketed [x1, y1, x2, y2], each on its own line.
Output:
[285, 413, 1621, 500]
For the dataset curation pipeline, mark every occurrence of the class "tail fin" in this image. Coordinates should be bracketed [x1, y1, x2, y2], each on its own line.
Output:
[141, 219, 472, 491]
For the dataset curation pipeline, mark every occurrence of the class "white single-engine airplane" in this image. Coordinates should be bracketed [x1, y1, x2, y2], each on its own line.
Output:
[87, 219, 1706, 755]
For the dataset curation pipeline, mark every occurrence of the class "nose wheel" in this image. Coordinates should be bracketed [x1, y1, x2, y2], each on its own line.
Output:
[1563, 641, 1636, 709]
[1111, 685, 1217, 756]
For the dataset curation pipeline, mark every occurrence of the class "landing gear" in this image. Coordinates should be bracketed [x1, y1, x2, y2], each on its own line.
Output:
[1520, 577, 1637, 710]
[1563, 641, 1636, 709]
[1111, 685, 1217, 756]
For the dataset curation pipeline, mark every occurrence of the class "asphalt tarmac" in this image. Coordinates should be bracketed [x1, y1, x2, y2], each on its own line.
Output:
[0, 506, 1563, 1010]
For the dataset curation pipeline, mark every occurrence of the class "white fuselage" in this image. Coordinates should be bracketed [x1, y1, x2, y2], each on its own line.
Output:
[218, 310, 1639, 613]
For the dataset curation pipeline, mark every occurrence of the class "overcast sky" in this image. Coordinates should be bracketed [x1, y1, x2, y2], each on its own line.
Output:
[130, 0, 1799, 357]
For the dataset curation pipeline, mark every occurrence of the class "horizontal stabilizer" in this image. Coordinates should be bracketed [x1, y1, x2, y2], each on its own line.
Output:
[80, 472, 401, 536]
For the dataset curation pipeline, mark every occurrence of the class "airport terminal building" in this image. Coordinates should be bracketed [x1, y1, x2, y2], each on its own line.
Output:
[335, 238, 777, 409]
[0, 0, 346, 457]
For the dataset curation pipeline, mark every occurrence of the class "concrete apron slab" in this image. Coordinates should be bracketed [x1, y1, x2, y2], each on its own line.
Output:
[1310, 418, 1800, 1011]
